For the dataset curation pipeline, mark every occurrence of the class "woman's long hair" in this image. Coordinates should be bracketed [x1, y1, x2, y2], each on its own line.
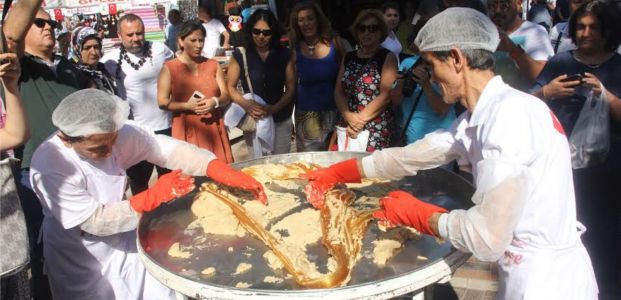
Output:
[288, 1, 334, 48]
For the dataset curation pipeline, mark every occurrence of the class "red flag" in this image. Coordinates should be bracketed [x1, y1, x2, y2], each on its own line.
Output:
[53, 8, 63, 21]
[108, 4, 117, 15]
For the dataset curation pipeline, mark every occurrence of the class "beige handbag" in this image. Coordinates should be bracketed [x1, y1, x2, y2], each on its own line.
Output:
[237, 47, 256, 133]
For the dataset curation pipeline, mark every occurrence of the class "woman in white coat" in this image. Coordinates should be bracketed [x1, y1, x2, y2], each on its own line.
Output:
[302, 8, 598, 300]
[29, 89, 267, 299]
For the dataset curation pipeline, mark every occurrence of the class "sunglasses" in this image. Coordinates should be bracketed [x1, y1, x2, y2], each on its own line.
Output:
[356, 24, 379, 33]
[34, 18, 61, 30]
[252, 28, 273, 37]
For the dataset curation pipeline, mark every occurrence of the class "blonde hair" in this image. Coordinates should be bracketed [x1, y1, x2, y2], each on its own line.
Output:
[350, 9, 389, 42]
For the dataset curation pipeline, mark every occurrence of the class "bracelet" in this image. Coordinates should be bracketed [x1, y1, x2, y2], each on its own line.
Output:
[213, 97, 220, 108]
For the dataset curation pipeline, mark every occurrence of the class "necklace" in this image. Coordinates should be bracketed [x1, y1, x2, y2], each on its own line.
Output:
[304, 38, 319, 56]
[119, 42, 152, 71]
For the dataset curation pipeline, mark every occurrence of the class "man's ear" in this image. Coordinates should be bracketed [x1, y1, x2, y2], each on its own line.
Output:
[57, 132, 73, 148]
[449, 48, 466, 73]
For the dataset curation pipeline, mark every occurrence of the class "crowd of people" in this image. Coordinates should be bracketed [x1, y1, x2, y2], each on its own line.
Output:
[0, 0, 620, 299]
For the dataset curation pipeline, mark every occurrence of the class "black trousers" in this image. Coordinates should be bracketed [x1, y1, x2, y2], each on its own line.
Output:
[126, 127, 172, 194]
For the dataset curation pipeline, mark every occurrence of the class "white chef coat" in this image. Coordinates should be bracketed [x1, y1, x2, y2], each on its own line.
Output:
[362, 76, 598, 299]
[30, 123, 216, 300]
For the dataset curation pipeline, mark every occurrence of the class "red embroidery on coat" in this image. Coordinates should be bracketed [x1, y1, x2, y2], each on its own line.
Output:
[549, 111, 565, 135]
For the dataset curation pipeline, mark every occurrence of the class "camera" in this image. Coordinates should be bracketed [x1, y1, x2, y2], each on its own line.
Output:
[402, 58, 424, 97]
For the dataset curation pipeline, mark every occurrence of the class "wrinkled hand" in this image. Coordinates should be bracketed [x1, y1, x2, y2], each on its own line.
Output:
[206, 159, 268, 204]
[373, 190, 447, 236]
[542, 74, 580, 100]
[301, 159, 361, 209]
[130, 170, 195, 213]
[346, 126, 359, 139]
[582, 72, 603, 96]
[343, 111, 366, 133]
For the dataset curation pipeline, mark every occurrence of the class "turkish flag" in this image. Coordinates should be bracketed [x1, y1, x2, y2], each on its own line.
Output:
[108, 4, 117, 15]
[53, 8, 63, 21]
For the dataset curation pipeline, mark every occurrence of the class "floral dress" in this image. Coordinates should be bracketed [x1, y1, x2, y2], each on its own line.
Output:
[340, 48, 394, 151]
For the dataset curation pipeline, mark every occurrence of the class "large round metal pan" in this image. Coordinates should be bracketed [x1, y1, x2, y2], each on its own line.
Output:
[137, 152, 474, 299]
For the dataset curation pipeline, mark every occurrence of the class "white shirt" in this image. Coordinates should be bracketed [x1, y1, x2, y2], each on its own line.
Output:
[549, 22, 575, 54]
[101, 42, 174, 131]
[32, 124, 167, 227]
[510, 20, 554, 61]
[201, 19, 226, 58]
[495, 21, 554, 90]
[381, 31, 402, 66]
[361, 76, 597, 298]
[30, 123, 216, 300]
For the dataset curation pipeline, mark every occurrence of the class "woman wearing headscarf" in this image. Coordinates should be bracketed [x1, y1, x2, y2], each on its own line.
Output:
[72, 26, 118, 95]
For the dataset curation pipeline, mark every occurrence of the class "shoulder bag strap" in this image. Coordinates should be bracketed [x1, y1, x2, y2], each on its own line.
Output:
[553, 29, 562, 54]
[399, 88, 425, 142]
[237, 47, 255, 100]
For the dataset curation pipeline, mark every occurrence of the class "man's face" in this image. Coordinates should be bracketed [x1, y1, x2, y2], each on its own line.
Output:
[119, 20, 145, 54]
[575, 12, 605, 54]
[420, 51, 462, 105]
[168, 11, 181, 25]
[383, 8, 400, 31]
[569, 0, 586, 14]
[488, 0, 520, 30]
[62, 132, 118, 160]
[25, 11, 56, 52]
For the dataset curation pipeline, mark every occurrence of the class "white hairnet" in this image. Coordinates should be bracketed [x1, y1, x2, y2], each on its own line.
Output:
[52, 89, 130, 137]
[414, 7, 499, 53]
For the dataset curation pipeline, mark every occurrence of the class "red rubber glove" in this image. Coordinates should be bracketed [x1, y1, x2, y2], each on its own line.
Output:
[373, 190, 447, 236]
[301, 159, 362, 209]
[130, 170, 195, 213]
[206, 159, 268, 204]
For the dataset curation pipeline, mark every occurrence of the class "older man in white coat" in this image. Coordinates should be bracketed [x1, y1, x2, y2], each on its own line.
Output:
[30, 89, 266, 299]
[303, 8, 598, 300]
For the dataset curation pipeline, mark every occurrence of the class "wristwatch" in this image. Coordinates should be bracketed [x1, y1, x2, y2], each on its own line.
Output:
[510, 44, 525, 60]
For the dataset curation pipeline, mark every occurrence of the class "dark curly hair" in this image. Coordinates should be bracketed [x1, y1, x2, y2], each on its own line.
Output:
[569, 0, 621, 52]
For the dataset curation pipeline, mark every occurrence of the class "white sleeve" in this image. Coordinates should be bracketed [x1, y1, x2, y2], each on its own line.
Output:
[154, 134, 217, 176]
[361, 130, 459, 180]
[162, 43, 175, 61]
[440, 158, 533, 261]
[439, 98, 538, 261]
[79, 201, 138, 236]
[525, 24, 554, 61]
[217, 20, 226, 34]
[30, 163, 98, 230]
[118, 124, 217, 176]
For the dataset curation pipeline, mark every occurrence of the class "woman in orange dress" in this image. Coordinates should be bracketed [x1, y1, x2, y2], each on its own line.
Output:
[157, 20, 233, 163]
